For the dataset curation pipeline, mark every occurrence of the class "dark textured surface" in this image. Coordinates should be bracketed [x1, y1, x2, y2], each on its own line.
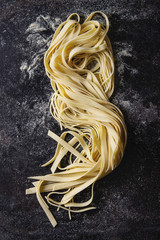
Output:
[0, 1, 160, 239]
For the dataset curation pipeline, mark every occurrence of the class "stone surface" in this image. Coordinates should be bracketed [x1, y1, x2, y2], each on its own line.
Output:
[0, 0, 160, 239]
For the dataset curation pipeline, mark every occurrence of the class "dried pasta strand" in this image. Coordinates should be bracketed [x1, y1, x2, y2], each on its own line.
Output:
[26, 11, 127, 227]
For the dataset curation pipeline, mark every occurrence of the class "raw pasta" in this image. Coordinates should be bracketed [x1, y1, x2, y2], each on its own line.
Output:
[26, 11, 127, 227]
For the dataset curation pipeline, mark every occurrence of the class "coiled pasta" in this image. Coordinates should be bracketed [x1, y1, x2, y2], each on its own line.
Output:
[26, 11, 127, 227]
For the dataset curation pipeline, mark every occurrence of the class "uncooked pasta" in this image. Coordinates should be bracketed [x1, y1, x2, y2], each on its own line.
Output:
[26, 11, 127, 227]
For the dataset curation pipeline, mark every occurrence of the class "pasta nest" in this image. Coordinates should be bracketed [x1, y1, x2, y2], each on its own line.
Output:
[26, 12, 127, 227]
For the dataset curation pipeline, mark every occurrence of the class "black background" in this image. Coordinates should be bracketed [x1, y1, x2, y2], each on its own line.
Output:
[0, 1, 160, 239]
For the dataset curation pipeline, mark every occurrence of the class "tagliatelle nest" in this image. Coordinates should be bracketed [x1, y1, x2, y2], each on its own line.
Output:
[26, 11, 127, 227]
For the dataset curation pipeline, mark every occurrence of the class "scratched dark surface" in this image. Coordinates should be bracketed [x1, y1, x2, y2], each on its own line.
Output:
[0, 0, 160, 239]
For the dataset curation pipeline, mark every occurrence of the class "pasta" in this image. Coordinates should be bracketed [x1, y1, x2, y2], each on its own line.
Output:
[26, 11, 127, 227]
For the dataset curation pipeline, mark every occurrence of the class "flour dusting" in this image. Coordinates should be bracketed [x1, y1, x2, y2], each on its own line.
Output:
[26, 15, 61, 33]
[21, 97, 52, 135]
[113, 89, 159, 129]
[112, 42, 159, 130]
[114, 42, 138, 85]
[20, 15, 61, 79]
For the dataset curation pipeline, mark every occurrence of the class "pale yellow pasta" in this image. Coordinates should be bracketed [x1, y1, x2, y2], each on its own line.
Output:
[26, 11, 127, 227]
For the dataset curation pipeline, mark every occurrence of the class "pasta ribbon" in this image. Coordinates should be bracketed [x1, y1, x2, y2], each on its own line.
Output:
[26, 11, 127, 227]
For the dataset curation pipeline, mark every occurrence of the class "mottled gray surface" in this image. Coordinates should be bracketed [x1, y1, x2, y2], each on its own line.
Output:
[0, 0, 160, 239]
